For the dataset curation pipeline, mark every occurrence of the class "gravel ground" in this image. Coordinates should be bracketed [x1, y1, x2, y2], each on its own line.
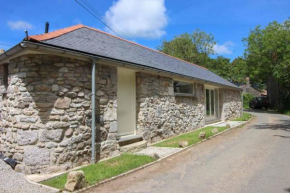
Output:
[134, 121, 246, 158]
[135, 147, 181, 158]
[213, 121, 246, 128]
[0, 160, 58, 193]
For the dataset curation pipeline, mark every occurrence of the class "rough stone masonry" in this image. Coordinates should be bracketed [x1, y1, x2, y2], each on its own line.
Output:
[0, 54, 242, 174]
[136, 72, 205, 143]
[0, 54, 118, 174]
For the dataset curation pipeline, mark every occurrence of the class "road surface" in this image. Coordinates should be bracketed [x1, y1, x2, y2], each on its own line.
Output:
[87, 110, 290, 193]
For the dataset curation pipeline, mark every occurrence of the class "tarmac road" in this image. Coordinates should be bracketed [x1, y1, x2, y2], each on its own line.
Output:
[87, 110, 290, 193]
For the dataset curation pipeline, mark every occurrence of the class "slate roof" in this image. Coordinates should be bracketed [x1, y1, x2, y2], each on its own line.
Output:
[27, 24, 239, 89]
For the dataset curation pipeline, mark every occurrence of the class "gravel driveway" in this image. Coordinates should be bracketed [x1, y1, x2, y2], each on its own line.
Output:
[86, 110, 290, 193]
[0, 160, 58, 193]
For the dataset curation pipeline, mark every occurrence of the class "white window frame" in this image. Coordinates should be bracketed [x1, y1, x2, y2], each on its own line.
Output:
[173, 79, 195, 96]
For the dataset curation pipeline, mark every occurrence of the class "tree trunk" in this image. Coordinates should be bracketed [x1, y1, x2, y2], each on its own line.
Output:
[267, 75, 282, 109]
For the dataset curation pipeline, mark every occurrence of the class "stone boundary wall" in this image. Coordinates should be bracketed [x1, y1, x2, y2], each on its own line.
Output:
[136, 72, 205, 143]
[0, 54, 118, 174]
[220, 89, 242, 120]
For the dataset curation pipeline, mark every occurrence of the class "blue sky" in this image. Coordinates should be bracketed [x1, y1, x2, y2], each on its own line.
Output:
[0, 0, 289, 60]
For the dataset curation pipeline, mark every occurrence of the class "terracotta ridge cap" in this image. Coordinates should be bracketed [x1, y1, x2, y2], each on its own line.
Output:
[27, 24, 85, 41]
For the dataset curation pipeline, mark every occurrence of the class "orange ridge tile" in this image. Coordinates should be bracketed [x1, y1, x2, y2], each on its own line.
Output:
[27, 24, 85, 41]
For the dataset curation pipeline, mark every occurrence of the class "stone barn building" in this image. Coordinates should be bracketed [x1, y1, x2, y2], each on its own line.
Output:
[0, 24, 242, 174]
[239, 77, 261, 97]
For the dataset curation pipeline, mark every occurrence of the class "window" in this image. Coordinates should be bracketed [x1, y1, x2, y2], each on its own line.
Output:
[2, 64, 8, 87]
[174, 80, 193, 94]
[0, 64, 8, 94]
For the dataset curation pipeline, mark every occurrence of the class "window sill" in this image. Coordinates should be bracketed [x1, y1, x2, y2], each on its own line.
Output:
[174, 93, 196, 98]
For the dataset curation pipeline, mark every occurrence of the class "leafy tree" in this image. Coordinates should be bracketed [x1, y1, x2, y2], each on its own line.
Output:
[207, 56, 232, 80]
[243, 19, 290, 108]
[230, 57, 248, 85]
[207, 56, 247, 86]
[157, 30, 248, 85]
[157, 29, 216, 67]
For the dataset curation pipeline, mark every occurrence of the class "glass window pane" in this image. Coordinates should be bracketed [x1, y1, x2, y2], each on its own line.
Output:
[206, 89, 210, 115]
[174, 81, 193, 94]
[211, 90, 214, 115]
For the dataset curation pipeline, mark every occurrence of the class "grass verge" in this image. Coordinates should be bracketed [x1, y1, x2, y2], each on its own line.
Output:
[231, 112, 252, 121]
[41, 154, 155, 190]
[243, 104, 250, 110]
[279, 109, 290, 116]
[153, 126, 228, 148]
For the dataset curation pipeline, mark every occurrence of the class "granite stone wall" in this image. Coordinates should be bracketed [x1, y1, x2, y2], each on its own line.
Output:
[0, 54, 118, 174]
[136, 72, 205, 143]
[0, 54, 242, 174]
[220, 89, 242, 120]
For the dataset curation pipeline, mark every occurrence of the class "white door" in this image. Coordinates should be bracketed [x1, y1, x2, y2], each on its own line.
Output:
[205, 88, 216, 121]
[117, 68, 136, 136]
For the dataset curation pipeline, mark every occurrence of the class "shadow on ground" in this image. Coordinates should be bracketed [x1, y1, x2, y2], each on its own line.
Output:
[245, 109, 281, 115]
[248, 118, 290, 135]
[273, 135, 290, 139]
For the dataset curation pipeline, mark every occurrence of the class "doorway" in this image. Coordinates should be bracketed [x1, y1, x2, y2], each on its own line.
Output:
[205, 88, 217, 122]
[117, 68, 136, 136]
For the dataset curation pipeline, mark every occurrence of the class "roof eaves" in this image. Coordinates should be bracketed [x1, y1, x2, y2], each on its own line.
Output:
[3, 40, 239, 90]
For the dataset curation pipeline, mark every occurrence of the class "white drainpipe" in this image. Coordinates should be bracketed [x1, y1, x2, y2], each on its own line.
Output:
[241, 90, 244, 115]
[91, 58, 96, 163]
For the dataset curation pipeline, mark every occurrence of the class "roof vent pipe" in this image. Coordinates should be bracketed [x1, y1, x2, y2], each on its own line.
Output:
[24, 30, 28, 40]
[45, 22, 49, 33]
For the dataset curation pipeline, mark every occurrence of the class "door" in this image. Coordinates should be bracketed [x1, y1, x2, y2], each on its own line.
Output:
[117, 68, 136, 136]
[206, 88, 216, 121]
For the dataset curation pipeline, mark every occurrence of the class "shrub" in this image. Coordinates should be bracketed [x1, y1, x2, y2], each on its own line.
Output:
[243, 93, 254, 109]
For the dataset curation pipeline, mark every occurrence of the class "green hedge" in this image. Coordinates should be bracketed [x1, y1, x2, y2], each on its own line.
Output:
[243, 93, 254, 109]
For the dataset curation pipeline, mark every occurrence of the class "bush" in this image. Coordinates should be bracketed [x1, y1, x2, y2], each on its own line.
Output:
[279, 87, 290, 110]
[278, 109, 290, 116]
[232, 113, 252, 121]
[243, 93, 254, 109]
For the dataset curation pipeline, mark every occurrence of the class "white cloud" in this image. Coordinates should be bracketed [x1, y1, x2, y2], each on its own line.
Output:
[104, 0, 168, 39]
[7, 21, 32, 30]
[73, 18, 82, 24]
[213, 41, 235, 54]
